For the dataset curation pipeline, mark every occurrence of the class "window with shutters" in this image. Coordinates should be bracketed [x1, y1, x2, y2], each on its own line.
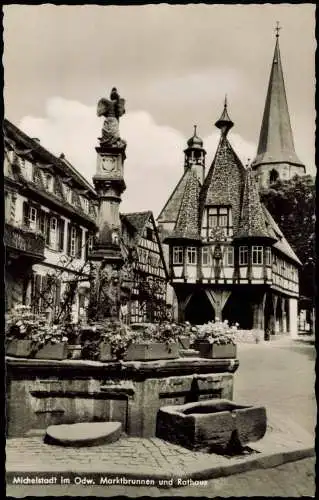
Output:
[239, 246, 248, 265]
[49, 217, 58, 250]
[29, 207, 37, 230]
[70, 227, 77, 257]
[59, 219, 65, 251]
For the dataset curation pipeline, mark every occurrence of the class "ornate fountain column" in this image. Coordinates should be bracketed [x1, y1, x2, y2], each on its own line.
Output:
[88, 88, 127, 322]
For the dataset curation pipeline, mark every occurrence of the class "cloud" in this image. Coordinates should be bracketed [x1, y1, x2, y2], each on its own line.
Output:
[19, 96, 256, 217]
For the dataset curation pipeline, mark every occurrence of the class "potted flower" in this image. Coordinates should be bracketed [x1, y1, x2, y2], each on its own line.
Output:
[123, 323, 179, 361]
[33, 322, 68, 360]
[195, 319, 237, 359]
[5, 305, 35, 358]
[80, 321, 115, 362]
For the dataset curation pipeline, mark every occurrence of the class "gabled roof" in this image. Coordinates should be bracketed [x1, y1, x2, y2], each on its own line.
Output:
[252, 35, 305, 169]
[4, 119, 97, 196]
[236, 167, 272, 240]
[122, 211, 153, 242]
[122, 210, 169, 279]
[157, 169, 191, 224]
[166, 168, 201, 242]
[262, 205, 302, 265]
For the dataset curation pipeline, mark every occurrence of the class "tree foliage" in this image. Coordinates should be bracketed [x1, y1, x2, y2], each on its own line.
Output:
[260, 175, 316, 300]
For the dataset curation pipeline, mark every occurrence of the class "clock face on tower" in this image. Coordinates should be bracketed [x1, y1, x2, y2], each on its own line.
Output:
[101, 156, 117, 173]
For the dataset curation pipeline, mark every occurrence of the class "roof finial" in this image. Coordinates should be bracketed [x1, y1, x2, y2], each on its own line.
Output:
[193, 124, 197, 136]
[224, 94, 228, 109]
[275, 21, 281, 38]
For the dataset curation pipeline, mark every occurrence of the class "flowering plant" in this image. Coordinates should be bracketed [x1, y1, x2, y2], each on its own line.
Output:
[6, 305, 69, 350]
[194, 319, 237, 346]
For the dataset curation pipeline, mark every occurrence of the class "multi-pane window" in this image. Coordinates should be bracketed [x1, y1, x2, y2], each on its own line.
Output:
[202, 247, 211, 266]
[29, 207, 37, 230]
[187, 247, 197, 265]
[70, 227, 77, 257]
[50, 217, 58, 250]
[265, 247, 271, 266]
[173, 246, 183, 264]
[225, 246, 234, 266]
[252, 246, 263, 265]
[207, 206, 232, 237]
[239, 246, 248, 265]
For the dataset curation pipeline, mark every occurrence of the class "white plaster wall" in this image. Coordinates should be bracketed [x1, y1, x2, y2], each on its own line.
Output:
[288, 297, 298, 338]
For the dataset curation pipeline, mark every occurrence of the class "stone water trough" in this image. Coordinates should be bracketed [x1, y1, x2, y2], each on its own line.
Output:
[156, 399, 267, 454]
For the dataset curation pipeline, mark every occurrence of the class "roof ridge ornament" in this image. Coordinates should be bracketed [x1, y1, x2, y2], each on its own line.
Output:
[215, 96, 234, 136]
[275, 21, 282, 39]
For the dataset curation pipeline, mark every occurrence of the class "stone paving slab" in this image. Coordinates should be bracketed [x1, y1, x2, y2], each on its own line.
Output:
[6, 410, 314, 488]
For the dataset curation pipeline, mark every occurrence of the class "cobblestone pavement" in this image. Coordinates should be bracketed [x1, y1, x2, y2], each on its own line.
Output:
[6, 337, 316, 497]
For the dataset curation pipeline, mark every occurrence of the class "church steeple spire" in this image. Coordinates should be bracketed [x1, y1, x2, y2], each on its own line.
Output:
[252, 24, 305, 188]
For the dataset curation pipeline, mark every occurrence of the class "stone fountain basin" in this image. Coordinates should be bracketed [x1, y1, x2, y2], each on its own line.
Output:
[156, 399, 267, 453]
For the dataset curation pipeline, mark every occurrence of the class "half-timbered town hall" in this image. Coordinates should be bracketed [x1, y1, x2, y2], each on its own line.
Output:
[157, 100, 301, 336]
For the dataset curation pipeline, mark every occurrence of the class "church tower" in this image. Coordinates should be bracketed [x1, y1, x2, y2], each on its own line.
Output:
[251, 24, 305, 188]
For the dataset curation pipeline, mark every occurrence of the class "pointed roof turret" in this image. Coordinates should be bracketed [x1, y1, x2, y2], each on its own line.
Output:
[200, 100, 245, 234]
[252, 24, 305, 170]
[164, 167, 201, 243]
[215, 95, 234, 136]
[235, 166, 276, 242]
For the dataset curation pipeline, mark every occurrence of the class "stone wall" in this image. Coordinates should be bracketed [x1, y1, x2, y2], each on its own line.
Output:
[6, 357, 238, 438]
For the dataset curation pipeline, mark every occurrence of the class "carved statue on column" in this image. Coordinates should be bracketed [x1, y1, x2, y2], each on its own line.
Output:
[97, 87, 127, 149]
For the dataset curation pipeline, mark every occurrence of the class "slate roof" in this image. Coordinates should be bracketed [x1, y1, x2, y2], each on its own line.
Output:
[157, 169, 191, 224]
[235, 167, 272, 240]
[262, 206, 302, 265]
[4, 119, 97, 194]
[200, 134, 246, 235]
[165, 168, 201, 242]
[252, 36, 305, 169]
[121, 211, 152, 242]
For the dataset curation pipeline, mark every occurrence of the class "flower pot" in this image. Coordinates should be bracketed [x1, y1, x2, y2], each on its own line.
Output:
[99, 342, 112, 362]
[199, 342, 237, 359]
[124, 342, 179, 361]
[178, 336, 191, 350]
[34, 342, 68, 360]
[6, 339, 34, 358]
[67, 344, 82, 360]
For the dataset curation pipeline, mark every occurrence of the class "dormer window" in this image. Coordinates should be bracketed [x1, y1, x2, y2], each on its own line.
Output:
[207, 206, 232, 237]
[44, 173, 53, 191]
[64, 184, 72, 203]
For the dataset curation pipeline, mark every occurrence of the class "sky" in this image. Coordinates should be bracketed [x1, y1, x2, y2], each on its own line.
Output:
[3, 4, 316, 217]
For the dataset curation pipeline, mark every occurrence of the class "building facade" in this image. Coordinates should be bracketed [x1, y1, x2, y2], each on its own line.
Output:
[251, 30, 306, 188]
[4, 119, 98, 323]
[157, 102, 301, 337]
